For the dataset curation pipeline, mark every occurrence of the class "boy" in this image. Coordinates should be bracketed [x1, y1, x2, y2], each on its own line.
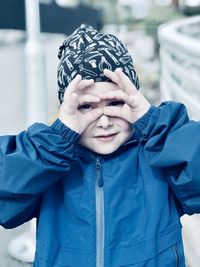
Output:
[1, 24, 200, 267]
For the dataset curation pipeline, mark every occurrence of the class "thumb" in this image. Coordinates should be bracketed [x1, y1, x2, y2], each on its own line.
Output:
[103, 106, 123, 118]
[85, 108, 103, 124]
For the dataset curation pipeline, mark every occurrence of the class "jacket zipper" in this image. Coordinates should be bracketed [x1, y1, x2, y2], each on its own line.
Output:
[174, 244, 180, 267]
[95, 156, 104, 267]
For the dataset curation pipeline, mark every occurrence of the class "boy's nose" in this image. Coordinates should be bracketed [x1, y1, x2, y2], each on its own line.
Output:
[96, 114, 113, 129]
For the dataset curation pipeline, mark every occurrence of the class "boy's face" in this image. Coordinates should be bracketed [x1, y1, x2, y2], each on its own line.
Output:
[78, 82, 132, 155]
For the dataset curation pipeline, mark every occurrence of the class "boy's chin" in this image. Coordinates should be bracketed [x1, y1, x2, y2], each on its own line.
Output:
[87, 144, 119, 155]
[79, 138, 123, 155]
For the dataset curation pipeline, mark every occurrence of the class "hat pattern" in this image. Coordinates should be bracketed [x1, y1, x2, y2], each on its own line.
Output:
[57, 24, 139, 103]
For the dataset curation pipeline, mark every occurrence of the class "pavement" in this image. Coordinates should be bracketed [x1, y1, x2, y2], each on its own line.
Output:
[0, 225, 31, 267]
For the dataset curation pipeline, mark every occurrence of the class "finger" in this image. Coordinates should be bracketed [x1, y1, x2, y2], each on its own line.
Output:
[119, 93, 137, 108]
[67, 93, 79, 114]
[78, 94, 101, 104]
[86, 108, 103, 124]
[99, 90, 136, 108]
[67, 75, 82, 92]
[103, 106, 123, 118]
[77, 79, 94, 90]
[104, 68, 133, 96]
[63, 75, 82, 101]
[103, 69, 120, 84]
[115, 68, 138, 95]
[99, 90, 126, 101]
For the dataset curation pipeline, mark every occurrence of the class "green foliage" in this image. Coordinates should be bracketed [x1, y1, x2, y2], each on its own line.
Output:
[143, 6, 185, 38]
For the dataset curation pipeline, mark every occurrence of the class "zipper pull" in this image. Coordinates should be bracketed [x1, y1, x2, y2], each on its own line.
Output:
[96, 157, 103, 187]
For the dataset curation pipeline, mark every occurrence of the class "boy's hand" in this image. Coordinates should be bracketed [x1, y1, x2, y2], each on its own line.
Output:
[59, 75, 103, 134]
[102, 68, 151, 123]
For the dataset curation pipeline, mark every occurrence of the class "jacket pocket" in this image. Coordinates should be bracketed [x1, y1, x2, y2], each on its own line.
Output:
[120, 243, 184, 267]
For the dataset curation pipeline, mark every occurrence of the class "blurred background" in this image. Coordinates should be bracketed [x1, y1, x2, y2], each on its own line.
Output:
[0, 0, 200, 266]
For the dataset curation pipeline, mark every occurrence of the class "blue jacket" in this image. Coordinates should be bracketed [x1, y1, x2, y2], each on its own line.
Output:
[0, 101, 200, 267]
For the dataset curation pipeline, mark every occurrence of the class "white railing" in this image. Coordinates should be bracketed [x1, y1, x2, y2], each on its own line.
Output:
[158, 15, 200, 120]
[158, 16, 200, 267]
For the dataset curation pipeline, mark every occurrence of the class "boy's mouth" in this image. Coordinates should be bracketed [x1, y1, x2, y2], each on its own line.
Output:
[95, 133, 117, 141]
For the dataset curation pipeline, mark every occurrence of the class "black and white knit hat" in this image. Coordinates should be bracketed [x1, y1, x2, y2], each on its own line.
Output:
[57, 24, 139, 103]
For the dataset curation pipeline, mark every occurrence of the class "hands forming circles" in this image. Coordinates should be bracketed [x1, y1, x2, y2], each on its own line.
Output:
[59, 68, 151, 134]
[102, 68, 151, 124]
[59, 75, 103, 133]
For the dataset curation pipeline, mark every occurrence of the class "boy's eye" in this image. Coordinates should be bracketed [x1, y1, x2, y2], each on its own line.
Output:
[109, 100, 125, 106]
[78, 104, 92, 110]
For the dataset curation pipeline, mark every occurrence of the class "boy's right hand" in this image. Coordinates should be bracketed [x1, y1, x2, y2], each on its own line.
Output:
[59, 75, 103, 134]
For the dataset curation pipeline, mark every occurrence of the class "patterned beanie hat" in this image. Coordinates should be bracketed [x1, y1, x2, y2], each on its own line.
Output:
[57, 24, 139, 103]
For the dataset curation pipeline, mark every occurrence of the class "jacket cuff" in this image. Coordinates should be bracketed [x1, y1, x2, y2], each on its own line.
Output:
[133, 106, 157, 133]
[51, 119, 80, 143]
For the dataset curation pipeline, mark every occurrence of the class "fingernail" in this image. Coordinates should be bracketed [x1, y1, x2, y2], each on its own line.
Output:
[115, 68, 122, 72]
[104, 68, 112, 73]
[103, 69, 108, 73]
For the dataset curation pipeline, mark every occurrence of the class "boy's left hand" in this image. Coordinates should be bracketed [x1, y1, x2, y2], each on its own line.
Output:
[102, 68, 151, 123]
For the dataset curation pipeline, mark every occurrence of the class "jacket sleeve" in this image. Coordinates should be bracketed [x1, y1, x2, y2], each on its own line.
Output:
[0, 119, 80, 228]
[134, 101, 200, 215]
